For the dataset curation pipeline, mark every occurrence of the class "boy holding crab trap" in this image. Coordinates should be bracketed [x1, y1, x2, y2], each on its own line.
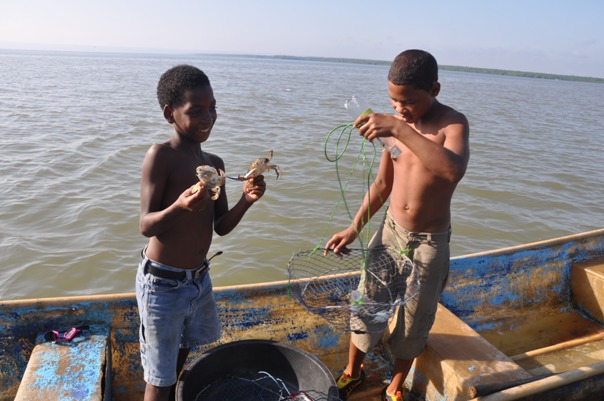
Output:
[324, 49, 470, 401]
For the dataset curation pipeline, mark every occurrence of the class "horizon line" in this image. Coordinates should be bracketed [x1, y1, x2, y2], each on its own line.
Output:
[1, 45, 602, 82]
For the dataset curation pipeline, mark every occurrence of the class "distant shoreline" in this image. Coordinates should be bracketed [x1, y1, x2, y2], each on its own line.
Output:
[2, 47, 602, 84]
[226, 54, 604, 84]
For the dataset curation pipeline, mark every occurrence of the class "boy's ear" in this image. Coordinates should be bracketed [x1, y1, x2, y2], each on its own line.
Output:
[162, 105, 174, 124]
[431, 82, 441, 97]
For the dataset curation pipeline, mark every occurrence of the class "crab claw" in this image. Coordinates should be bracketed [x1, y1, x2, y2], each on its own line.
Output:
[269, 165, 281, 179]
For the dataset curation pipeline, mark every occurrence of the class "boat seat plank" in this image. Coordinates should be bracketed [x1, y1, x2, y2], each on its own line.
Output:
[406, 304, 534, 400]
[572, 260, 604, 323]
[14, 326, 110, 401]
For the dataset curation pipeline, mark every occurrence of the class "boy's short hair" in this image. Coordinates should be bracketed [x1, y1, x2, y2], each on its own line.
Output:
[388, 50, 438, 91]
[157, 65, 211, 109]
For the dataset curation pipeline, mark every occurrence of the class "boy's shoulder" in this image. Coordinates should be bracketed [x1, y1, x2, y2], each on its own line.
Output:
[145, 142, 178, 162]
[142, 143, 190, 176]
[435, 102, 468, 125]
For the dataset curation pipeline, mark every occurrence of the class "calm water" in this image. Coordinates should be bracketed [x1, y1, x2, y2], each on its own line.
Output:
[1, 50, 603, 300]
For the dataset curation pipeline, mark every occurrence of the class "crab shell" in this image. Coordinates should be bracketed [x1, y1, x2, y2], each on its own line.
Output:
[192, 165, 226, 200]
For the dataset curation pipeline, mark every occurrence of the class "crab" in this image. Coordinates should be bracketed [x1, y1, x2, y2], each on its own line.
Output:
[236, 150, 282, 181]
[191, 165, 226, 200]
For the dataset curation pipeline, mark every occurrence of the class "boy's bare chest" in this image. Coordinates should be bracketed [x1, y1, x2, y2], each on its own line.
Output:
[411, 120, 445, 142]
[172, 151, 214, 183]
[163, 158, 206, 205]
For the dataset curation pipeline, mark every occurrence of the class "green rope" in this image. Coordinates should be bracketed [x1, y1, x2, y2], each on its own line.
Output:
[323, 123, 354, 162]
[310, 124, 354, 256]
[314, 122, 379, 262]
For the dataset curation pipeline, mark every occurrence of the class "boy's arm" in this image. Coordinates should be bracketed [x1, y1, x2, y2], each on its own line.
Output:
[325, 153, 393, 253]
[360, 112, 470, 183]
[213, 175, 266, 236]
[397, 115, 469, 183]
[139, 145, 210, 237]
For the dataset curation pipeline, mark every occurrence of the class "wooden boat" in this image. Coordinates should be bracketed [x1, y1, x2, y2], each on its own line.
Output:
[1, 229, 603, 401]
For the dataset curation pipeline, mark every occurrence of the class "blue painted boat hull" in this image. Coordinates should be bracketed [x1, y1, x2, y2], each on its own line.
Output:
[1, 229, 603, 400]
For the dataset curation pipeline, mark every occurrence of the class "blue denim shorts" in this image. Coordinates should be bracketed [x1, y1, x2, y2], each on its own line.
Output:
[135, 252, 221, 387]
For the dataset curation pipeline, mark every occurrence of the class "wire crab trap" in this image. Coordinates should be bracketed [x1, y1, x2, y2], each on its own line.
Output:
[192, 371, 330, 401]
[288, 247, 419, 334]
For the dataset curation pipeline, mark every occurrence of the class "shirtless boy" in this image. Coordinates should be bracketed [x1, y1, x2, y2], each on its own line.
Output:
[325, 50, 470, 401]
[136, 65, 266, 401]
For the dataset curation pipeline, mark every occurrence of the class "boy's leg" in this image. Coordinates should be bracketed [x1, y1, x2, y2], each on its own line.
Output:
[386, 357, 413, 395]
[143, 384, 171, 401]
[168, 348, 191, 401]
[144, 348, 192, 401]
[336, 339, 368, 400]
[345, 339, 366, 377]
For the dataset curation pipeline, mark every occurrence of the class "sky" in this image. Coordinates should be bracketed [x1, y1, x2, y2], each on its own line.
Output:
[1, 0, 603, 78]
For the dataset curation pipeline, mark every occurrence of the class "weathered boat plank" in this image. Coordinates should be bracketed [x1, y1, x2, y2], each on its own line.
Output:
[413, 304, 533, 400]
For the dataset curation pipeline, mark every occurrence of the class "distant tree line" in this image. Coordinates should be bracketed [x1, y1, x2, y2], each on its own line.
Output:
[439, 65, 604, 84]
[237, 54, 604, 84]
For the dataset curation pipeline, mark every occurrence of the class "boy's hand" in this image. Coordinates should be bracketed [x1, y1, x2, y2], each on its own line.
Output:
[358, 113, 401, 142]
[243, 175, 266, 202]
[324, 226, 358, 255]
[177, 183, 212, 212]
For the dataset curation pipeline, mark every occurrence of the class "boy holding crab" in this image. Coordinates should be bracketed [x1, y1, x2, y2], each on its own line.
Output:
[136, 64, 266, 401]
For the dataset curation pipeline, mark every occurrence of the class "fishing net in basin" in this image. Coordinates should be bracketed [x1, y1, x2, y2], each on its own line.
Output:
[287, 246, 419, 334]
[193, 371, 330, 401]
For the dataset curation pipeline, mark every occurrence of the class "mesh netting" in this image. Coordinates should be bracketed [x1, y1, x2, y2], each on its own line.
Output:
[288, 247, 419, 334]
[193, 371, 329, 401]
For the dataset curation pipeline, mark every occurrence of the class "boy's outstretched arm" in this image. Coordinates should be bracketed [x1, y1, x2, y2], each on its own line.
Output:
[213, 175, 266, 236]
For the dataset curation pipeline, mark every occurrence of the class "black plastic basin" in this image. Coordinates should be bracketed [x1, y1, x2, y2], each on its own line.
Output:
[176, 339, 338, 401]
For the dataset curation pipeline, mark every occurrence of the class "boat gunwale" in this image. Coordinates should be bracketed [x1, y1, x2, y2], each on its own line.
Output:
[450, 228, 604, 260]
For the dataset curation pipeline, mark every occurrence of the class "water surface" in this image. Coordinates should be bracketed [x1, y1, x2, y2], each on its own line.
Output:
[0, 50, 602, 300]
